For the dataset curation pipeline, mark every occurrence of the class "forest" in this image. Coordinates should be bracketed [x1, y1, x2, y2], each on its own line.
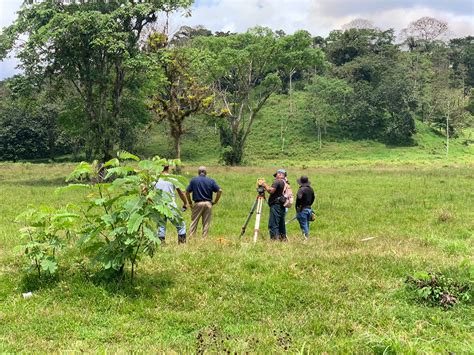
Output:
[0, 1, 472, 165]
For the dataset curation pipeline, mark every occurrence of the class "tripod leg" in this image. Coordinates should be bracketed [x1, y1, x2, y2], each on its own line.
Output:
[240, 198, 258, 237]
[253, 198, 264, 243]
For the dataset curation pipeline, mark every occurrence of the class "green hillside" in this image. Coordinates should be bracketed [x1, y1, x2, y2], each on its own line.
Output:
[138, 91, 474, 166]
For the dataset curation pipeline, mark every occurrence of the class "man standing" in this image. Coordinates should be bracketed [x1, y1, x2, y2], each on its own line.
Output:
[154, 165, 188, 244]
[186, 166, 222, 239]
[295, 175, 315, 240]
[263, 169, 288, 241]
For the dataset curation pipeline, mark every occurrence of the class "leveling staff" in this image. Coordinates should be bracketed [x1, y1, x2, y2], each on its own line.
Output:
[186, 166, 222, 239]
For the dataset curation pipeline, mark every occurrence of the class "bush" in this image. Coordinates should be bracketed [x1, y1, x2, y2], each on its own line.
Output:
[16, 152, 185, 283]
[405, 271, 472, 309]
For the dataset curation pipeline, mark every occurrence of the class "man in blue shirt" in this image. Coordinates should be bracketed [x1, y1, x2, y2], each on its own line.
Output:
[186, 166, 222, 239]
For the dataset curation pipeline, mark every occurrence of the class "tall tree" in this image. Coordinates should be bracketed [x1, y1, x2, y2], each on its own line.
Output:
[341, 18, 376, 31]
[0, 0, 193, 161]
[305, 76, 353, 148]
[278, 30, 325, 151]
[326, 29, 417, 142]
[147, 34, 214, 160]
[194, 27, 325, 165]
[400, 17, 449, 52]
[193, 28, 282, 165]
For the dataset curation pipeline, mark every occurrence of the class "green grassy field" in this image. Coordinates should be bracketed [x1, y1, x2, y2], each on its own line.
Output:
[0, 160, 473, 352]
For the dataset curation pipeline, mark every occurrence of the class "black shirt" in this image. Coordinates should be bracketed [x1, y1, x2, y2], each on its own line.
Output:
[268, 179, 285, 206]
[296, 185, 315, 211]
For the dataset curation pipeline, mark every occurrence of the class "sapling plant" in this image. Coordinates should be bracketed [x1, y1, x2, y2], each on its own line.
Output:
[61, 151, 185, 283]
[16, 205, 79, 278]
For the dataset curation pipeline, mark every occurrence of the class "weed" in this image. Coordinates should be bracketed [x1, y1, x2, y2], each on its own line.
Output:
[405, 271, 472, 309]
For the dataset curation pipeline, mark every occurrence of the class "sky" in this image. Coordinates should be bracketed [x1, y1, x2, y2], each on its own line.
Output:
[1, 0, 473, 79]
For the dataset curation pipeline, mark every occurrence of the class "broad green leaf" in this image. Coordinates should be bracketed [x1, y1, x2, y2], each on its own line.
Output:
[124, 196, 145, 214]
[138, 160, 155, 170]
[66, 162, 93, 182]
[143, 225, 160, 244]
[103, 158, 120, 168]
[40, 258, 58, 274]
[52, 213, 81, 221]
[105, 166, 135, 180]
[55, 184, 91, 195]
[127, 212, 144, 234]
[117, 151, 140, 161]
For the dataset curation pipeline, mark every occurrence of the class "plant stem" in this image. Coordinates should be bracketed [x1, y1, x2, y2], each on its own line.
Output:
[130, 225, 143, 284]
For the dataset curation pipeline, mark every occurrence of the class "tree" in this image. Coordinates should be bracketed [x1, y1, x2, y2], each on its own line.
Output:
[0, 76, 71, 161]
[147, 38, 214, 160]
[449, 36, 474, 89]
[401, 17, 449, 52]
[278, 30, 325, 151]
[305, 76, 353, 148]
[326, 29, 417, 142]
[194, 28, 325, 165]
[325, 28, 395, 66]
[342, 18, 376, 31]
[0, 0, 193, 161]
[193, 28, 282, 165]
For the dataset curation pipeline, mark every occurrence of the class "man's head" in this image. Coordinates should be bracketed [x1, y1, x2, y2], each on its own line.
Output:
[162, 165, 170, 174]
[297, 175, 311, 187]
[273, 168, 287, 180]
[198, 166, 207, 176]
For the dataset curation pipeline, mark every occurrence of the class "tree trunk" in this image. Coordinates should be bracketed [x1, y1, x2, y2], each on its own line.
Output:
[446, 105, 449, 158]
[318, 123, 322, 149]
[174, 134, 181, 160]
[282, 71, 295, 152]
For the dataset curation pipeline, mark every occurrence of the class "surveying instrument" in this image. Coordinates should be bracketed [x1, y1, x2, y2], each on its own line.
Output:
[240, 178, 266, 243]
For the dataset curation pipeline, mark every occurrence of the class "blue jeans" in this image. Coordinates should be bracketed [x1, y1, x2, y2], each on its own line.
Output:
[296, 208, 313, 236]
[158, 218, 186, 240]
[269, 204, 286, 239]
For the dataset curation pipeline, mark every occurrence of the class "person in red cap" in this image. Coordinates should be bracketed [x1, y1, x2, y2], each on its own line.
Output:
[295, 176, 315, 240]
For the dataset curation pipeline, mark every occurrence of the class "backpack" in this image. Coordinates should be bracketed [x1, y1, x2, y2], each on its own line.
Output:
[282, 181, 294, 208]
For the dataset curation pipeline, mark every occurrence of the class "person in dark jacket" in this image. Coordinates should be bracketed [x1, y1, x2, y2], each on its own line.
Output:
[262, 169, 288, 241]
[295, 176, 315, 240]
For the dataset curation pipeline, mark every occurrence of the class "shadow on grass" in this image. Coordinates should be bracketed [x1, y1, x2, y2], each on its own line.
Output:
[91, 270, 176, 299]
[7, 177, 67, 187]
[19, 272, 60, 293]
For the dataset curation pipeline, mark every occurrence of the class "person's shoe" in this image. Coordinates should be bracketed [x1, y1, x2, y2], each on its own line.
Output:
[280, 235, 288, 242]
[159, 238, 166, 245]
[303, 234, 309, 242]
[270, 235, 279, 241]
[178, 234, 186, 244]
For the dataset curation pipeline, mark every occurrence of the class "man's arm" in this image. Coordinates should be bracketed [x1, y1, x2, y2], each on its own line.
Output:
[186, 191, 193, 206]
[295, 189, 303, 211]
[213, 189, 222, 205]
[177, 188, 188, 208]
[263, 182, 276, 194]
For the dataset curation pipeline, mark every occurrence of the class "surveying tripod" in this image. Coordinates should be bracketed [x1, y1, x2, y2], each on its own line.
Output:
[240, 180, 266, 243]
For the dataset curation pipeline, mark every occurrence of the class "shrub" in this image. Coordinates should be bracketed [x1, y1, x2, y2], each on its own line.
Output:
[15, 206, 79, 278]
[405, 271, 472, 309]
[17, 151, 184, 283]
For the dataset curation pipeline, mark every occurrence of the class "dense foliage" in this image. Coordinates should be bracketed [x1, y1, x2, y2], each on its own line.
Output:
[16, 152, 185, 282]
[1, 0, 193, 161]
[0, 4, 472, 163]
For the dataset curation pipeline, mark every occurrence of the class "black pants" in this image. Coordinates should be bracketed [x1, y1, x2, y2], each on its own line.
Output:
[269, 204, 286, 239]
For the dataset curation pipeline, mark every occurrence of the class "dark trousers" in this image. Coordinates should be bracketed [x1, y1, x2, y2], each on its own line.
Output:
[269, 204, 286, 239]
